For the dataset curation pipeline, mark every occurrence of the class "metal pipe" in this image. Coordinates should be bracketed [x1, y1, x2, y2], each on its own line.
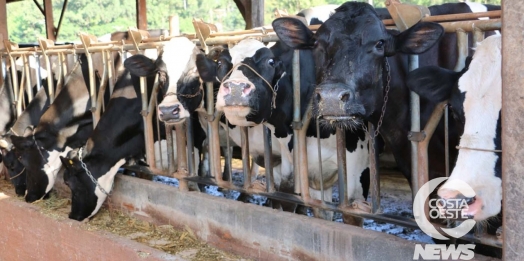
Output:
[166, 126, 176, 175]
[42, 52, 54, 102]
[175, 122, 188, 191]
[409, 54, 420, 201]
[473, 28, 485, 49]
[55, 53, 64, 95]
[186, 114, 195, 176]
[225, 119, 232, 184]
[292, 49, 301, 195]
[368, 122, 381, 213]
[34, 53, 42, 91]
[336, 127, 347, 206]
[444, 105, 449, 177]
[210, 116, 223, 185]
[316, 119, 324, 202]
[107, 50, 115, 96]
[16, 67, 25, 115]
[454, 29, 468, 72]
[7, 54, 19, 114]
[140, 76, 155, 170]
[240, 126, 251, 189]
[22, 55, 33, 102]
[205, 82, 215, 179]
[95, 51, 109, 121]
[263, 125, 274, 192]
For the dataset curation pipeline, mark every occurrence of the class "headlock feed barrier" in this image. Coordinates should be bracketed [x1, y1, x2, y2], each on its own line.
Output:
[0, 0, 503, 252]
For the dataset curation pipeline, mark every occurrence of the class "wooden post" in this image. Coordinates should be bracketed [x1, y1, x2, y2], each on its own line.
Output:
[502, 0, 524, 260]
[136, 0, 147, 30]
[43, 0, 55, 41]
[0, 0, 7, 42]
[234, 0, 264, 29]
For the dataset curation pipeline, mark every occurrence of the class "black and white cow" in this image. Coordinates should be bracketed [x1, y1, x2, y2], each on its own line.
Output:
[197, 36, 370, 221]
[296, 4, 339, 25]
[407, 35, 502, 222]
[273, 2, 498, 189]
[59, 37, 206, 221]
[10, 52, 100, 202]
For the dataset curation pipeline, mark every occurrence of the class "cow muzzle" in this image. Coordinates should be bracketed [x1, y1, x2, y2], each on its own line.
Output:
[314, 84, 365, 122]
[221, 80, 255, 107]
[158, 104, 183, 123]
[437, 188, 478, 220]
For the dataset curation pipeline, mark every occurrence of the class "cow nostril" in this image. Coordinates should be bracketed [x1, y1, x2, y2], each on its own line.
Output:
[316, 93, 322, 103]
[339, 91, 350, 102]
[465, 196, 476, 205]
[173, 107, 180, 115]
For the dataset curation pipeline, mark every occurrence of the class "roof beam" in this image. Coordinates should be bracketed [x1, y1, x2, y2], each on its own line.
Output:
[234, 0, 264, 29]
[0, 0, 7, 42]
[44, 0, 55, 41]
[32, 0, 45, 16]
[136, 0, 147, 30]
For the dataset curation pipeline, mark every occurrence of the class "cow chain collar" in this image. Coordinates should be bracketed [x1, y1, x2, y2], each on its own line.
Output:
[9, 167, 25, 180]
[30, 127, 59, 173]
[164, 83, 203, 99]
[78, 147, 111, 196]
[362, 58, 391, 212]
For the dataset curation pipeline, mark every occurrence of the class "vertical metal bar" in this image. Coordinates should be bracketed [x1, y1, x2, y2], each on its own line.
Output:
[292, 49, 301, 195]
[175, 122, 188, 191]
[1, 57, 6, 79]
[44, 53, 53, 101]
[107, 50, 115, 96]
[473, 28, 484, 49]
[454, 29, 468, 72]
[85, 51, 98, 127]
[166, 126, 175, 175]
[409, 54, 420, 201]
[61, 48, 68, 80]
[206, 82, 215, 178]
[34, 53, 42, 91]
[240, 126, 251, 189]
[56, 53, 64, 95]
[225, 119, 232, 184]
[8, 54, 19, 112]
[95, 51, 108, 119]
[444, 105, 449, 177]
[263, 125, 274, 192]
[186, 115, 195, 176]
[336, 127, 347, 206]
[205, 81, 223, 185]
[140, 76, 155, 170]
[316, 119, 324, 202]
[22, 55, 33, 102]
[156, 110, 164, 171]
[368, 122, 380, 213]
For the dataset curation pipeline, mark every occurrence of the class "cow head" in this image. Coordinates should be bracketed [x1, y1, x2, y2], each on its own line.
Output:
[273, 2, 444, 128]
[131, 37, 203, 124]
[60, 154, 124, 221]
[408, 35, 502, 221]
[203, 39, 285, 126]
[10, 134, 57, 202]
[1, 146, 27, 196]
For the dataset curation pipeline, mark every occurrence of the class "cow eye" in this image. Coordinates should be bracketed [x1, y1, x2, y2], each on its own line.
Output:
[375, 40, 385, 50]
[268, 59, 275, 67]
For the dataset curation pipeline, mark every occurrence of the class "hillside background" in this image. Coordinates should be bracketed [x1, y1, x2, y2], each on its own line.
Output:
[6, 0, 500, 43]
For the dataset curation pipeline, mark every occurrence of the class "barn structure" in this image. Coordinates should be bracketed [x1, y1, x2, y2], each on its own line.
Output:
[0, 0, 522, 260]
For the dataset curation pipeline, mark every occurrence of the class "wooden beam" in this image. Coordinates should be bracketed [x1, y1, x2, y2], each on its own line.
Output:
[43, 0, 55, 41]
[136, 0, 147, 30]
[234, 0, 264, 29]
[502, 1, 524, 260]
[0, 0, 7, 42]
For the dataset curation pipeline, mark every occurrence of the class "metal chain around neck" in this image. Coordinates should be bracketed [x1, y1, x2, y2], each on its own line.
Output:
[78, 147, 111, 196]
[362, 58, 391, 214]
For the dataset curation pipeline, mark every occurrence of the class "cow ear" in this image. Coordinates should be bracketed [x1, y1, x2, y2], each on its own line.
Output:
[407, 66, 459, 103]
[60, 156, 79, 171]
[196, 53, 218, 82]
[10, 136, 35, 150]
[390, 22, 444, 55]
[124, 54, 157, 77]
[273, 17, 315, 49]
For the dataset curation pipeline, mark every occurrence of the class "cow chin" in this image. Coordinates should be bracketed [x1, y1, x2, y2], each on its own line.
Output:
[223, 106, 256, 126]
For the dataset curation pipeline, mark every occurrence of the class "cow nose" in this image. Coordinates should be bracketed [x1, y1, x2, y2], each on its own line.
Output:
[338, 91, 350, 102]
[222, 81, 255, 96]
[158, 104, 180, 121]
[25, 193, 41, 203]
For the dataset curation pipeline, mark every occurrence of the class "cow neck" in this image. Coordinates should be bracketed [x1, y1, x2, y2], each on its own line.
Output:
[364, 58, 391, 139]
[31, 127, 61, 173]
[78, 147, 111, 196]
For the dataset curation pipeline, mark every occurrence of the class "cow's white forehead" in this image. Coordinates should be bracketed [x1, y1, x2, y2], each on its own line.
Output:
[162, 37, 198, 91]
[459, 35, 501, 94]
[230, 39, 267, 65]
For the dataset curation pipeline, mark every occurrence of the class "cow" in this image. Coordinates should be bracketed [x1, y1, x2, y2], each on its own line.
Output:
[296, 4, 339, 25]
[407, 35, 502, 223]
[196, 35, 370, 222]
[59, 37, 206, 221]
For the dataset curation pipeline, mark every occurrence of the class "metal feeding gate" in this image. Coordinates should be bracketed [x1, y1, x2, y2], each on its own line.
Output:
[0, 1, 505, 255]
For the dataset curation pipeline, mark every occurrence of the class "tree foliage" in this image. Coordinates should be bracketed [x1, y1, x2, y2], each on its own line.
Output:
[6, 0, 500, 43]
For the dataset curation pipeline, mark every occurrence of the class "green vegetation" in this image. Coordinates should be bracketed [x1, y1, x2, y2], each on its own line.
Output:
[6, 0, 500, 43]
